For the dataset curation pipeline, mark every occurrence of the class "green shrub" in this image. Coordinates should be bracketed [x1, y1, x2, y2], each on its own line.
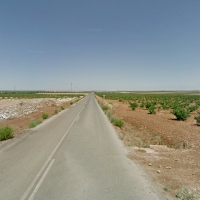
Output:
[145, 102, 156, 109]
[171, 108, 190, 121]
[60, 106, 65, 110]
[106, 111, 114, 121]
[129, 102, 138, 110]
[140, 102, 145, 108]
[148, 105, 156, 114]
[194, 112, 200, 125]
[54, 109, 58, 115]
[42, 113, 48, 119]
[0, 126, 14, 141]
[70, 102, 73, 105]
[187, 105, 198, 113]
[176, 187, 198, 200]
[111, 118, 124, 128]
[29, 119, 42, 128]
[102, 105, 109, 111]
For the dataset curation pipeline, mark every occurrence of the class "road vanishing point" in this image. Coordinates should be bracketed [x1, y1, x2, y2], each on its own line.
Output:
[0, 94, 163, 200]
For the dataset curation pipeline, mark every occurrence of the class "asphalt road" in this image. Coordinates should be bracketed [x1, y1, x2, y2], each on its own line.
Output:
[0, 94, 163, 200]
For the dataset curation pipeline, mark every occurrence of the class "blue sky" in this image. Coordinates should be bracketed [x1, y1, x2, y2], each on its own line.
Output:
[0, 0, 200, 91]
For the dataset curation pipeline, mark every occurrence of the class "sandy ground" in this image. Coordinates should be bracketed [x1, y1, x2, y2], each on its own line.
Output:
[96, 96, 200, 199]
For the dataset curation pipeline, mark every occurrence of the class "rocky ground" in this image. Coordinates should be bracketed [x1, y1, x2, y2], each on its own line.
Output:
[96, 96, 200, 200]
[0, 97, 76, 135]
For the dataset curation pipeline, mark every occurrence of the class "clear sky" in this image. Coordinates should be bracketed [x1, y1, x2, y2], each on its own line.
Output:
[0, 0, 200, 91]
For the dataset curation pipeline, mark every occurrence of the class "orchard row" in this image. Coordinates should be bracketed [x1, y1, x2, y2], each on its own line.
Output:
[96, 92, 200, 123]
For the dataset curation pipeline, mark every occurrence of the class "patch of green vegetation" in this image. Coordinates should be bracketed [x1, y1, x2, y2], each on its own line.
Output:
[187, 105, 198, 113]
[70, 102, 73, 105]
[111, 117, 124, 128]
[171, 108, 190, 121]
[0, 126, 14, 141]
[163, 186, 168, 191]
[0, 91, 86, 99]
[60, 106, 65, 110]
[129, 102, 138, 110]
[54, 109, 58, 115]
[101, 104, 109, 111]
[176, 187, 198, 200]
[194, 112, 200, 125]
[148, 105, 156, 114]
[42, 113, 48, 119]
[29, 119, 42, 128]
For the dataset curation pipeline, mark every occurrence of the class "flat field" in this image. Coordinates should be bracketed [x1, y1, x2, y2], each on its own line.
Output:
[96, 92, 200, 199]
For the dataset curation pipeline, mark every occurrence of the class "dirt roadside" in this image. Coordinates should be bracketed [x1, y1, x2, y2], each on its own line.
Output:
[96, 95, 200, 200]
[0, 98, 76, 136]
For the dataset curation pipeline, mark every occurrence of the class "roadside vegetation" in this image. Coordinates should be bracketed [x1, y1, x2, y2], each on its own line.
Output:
[98, 100, 124, 128]
[42, 113, 49, 119]
[176, 187, 199, 200]
[29, 119, 42, 128]
[54, 109, 59, 115]
[0, 93, 85, 142]
[0, 126, 14, 141]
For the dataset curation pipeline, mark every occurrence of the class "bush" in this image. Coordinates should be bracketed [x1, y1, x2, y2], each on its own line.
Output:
[70, 102, 73, 105]
[140, 102, 145, 108]
[187, 105, 198, 113]
[0, 126, 14, 141]
[148, 105, 156, 114]
[145, 102, 156, 109]
[102, 105, 109, 111]
[29, 119, 42, 128]
[106, 111, 114, 121]
[171, 108, 190, 121]
[54, 109, 58, 115]
[176, 187, 198, 200]
[129, 102, 138, 110]
[42, 113, 48, 119]
[60, 106, 65, 110]
[194, 112, 200, 125]
[111, 118, 124, 128]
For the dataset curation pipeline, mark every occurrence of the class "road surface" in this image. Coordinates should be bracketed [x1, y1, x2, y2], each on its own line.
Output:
[0, 94, 163, 199]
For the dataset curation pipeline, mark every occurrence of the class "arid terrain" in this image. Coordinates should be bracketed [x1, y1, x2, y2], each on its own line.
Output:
[96, 95, 200, 199]
[0, 97, 76, 137]
[1, 94, 200, 199]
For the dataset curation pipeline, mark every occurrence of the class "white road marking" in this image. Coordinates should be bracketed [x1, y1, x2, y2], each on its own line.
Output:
[20, 104, 86, 200]
[76, 115, 80, 121]
[28, 159, 55, 200]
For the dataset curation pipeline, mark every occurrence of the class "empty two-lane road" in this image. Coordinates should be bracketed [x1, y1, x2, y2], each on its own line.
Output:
[0, 94, 163, 200]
